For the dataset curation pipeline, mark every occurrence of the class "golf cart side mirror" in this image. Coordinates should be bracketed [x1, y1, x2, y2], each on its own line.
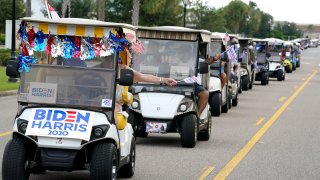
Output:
[6, 59, 20, 78]
[266, 52, 271, 58]
[118, 69, 134, 86]
[199, 61, 208, 74]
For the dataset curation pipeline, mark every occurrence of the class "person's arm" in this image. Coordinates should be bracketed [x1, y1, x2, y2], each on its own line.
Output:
[133, 70, 177, 86]
[206, 53, 221, 65]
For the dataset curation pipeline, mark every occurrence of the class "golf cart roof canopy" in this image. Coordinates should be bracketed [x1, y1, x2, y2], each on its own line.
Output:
[263, 38, 284, 45]
[210, 32, 224, 40]
[252, 38, 268, 43]
[21, 17, 136, 38]
[136, 26, 211, 42]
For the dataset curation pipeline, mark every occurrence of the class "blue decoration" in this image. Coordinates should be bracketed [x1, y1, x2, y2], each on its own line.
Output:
[108, 32, 128, 52]
[34, 31, 47, 52]
[18, 21, 28, 42]
[62, 37, 74, 59]
[18, 53, 37, 73]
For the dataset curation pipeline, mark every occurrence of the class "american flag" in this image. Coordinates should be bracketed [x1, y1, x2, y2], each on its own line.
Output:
[226, 46, 237, 62]
[224, 32, 230, 42]
[183, 75, 201, 85]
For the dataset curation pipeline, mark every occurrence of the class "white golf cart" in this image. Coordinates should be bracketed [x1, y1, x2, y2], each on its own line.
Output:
[208, 32, 231, 116]
[238, 38, 255, 91]
[265, 38, 285, 81]
[129, 26, 212, 148]
[2, 17, 136, 180]
[253, 38, 269, 85]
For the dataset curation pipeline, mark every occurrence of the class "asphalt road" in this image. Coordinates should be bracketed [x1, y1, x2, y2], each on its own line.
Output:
[0, 47, 320, 180]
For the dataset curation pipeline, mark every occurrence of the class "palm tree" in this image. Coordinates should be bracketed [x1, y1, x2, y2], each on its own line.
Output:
[97, 0, 105, 21]
[132, 0, 140, 26]
[26, 0, 31, 17]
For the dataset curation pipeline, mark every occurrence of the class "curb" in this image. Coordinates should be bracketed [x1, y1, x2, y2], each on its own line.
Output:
[0, 90, 18, 97]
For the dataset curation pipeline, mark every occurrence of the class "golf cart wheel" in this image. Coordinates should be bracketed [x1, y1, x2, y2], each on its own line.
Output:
[292, 63, 296, 71]
[2, 137, 30, 180]
[228, 88, 232, 109]
[277, 70, 284, 81]
[118, 139, 135, 178]
[285, 66, 292, 73]
[197, 112, 211, 141]
[90, 143, 118, 180]
[180, 114, 197, 148]
[296, 61, 300, 67]
[242, 76, 249, 91]
[209, 92, 221, 117]
[232, 93, 238, 106]
[261, 72, 268, 85]
[238, 78, 242, 94]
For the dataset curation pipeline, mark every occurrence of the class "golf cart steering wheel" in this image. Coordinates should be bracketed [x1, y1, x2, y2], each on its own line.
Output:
[75, 72, 107, 98]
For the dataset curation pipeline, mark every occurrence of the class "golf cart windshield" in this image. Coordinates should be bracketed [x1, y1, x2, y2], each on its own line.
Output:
[269, 45, 282, 62]
[133, 39, 198, 81]
[209, 41, 221, 57]
[18, 62, 115, 109]
[239, 49, 249, 64]
[255, 44, 267, 64]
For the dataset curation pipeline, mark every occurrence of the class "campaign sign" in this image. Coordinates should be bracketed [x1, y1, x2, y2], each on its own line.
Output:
[26, 108, 95, 141]
[28, 82, 57, 104]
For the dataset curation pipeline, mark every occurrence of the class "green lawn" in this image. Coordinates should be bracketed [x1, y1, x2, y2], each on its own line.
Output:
[0, 66, 19, 91]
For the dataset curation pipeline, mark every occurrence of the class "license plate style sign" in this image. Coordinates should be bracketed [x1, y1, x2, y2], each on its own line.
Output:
[146, 122, 167, 133]
[25, 108, 95, 141]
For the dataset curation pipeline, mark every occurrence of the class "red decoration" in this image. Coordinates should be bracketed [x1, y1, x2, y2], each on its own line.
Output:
[28, 26, 35, 47]
[92, 36, 101, 56]
[73, 36, 81, 58]
[22, 43, 29, 56]
[45, 35, 53, 55]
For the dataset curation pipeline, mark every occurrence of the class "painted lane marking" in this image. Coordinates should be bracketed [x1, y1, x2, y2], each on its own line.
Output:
[198, 166, 215, 180]
[0, 131, 12, 137]
[213, 70, 318, 180]
[279, 97, 286, 102]
[255, 117, 265, 126]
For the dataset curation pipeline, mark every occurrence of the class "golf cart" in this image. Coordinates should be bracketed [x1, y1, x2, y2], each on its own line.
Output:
[129, 26, 212, 148]
[284, 41, 296, 71]
[208, 32, 232, 116]
[238, 38, 255, 91]
[266, 38, 285, 81]
[253, 38, 269, 85]
[227, 34, 241, 107]
[2, 17, 136, 180]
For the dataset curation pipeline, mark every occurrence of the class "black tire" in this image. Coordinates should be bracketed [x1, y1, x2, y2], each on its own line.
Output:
[277, 70, 283, 81]
[209, 92, 221, 117]
[197, 113, 211, 141]
[180, 114, 197, 148]
[285, 65, 292, 73]
[118, 140, 135, 178]
[249, 73, 254, 90]
[90, 143, 118, 180]
[232, 92, 238, 106]
[128, 110, 138, 134]
[228, 88, 232, 109]
[221, 91, 229, 113]
[261, 72, 268, 85]
[296, 60, 300, 67]
[2, 137, 30, 180]
[238, 79, 242, 94]
[242, 76, 249, 91]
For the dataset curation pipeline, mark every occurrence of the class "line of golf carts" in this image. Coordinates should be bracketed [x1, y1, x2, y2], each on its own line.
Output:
[2, 17, 304, 180]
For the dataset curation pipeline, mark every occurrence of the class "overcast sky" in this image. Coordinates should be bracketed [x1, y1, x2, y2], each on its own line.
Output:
[208, 0, 319, 25]
[32, 0, 319, 25]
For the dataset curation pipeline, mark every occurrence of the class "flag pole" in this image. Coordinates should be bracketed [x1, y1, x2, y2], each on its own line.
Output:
[44, 0, 52, 19]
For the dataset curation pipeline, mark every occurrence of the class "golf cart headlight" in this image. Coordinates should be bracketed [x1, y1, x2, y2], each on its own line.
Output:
[17, 119, 28, 134]
[93, 127, 104, 137]
[240, 70, 245, 75]
[180, 104, 187, 112]
[132, 101, 139, 109]
[90, 125, 110, 140]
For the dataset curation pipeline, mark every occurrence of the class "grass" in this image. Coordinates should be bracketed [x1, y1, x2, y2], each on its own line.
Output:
[0, 66, 19, 91]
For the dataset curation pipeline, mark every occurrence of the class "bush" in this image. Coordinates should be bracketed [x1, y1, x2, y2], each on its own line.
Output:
[0, 49, 19, 66]
[0, 33, 5, 45]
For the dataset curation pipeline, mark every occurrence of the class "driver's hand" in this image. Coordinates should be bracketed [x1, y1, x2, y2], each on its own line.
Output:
[162, 78, 177, 86]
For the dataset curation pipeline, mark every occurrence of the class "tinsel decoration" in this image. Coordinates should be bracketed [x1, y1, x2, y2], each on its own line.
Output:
[34, 31, 47, 52]
[28, 26, 35, 47]
[18, 52, 37, 73]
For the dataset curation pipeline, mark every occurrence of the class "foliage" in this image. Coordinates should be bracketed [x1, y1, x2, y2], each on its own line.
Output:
[0, 0, 25, 33]
[272, 21, 303, 40]
[0, 33, 5, 44]
[41, 0, 97, 19]
[0, 66, 19, 91]
[0, 49, 19, 66]
[222, 0, 249, 34]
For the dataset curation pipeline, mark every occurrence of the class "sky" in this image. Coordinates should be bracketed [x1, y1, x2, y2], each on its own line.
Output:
[207, 0, 319, 25]
[31, 0, 319, 25]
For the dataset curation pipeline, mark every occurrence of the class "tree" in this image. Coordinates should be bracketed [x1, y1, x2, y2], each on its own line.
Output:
[132, 0, 140, 26]
[0, 0, 25, 33]
[26, 0, 31, 17]
[222, 0, 249, 34]
[140, 0, 183, 26]
[189, 0, 226, 32]
[97, 0, 105, 21]
[105, 0, 131, 23]
[254, 12, 273, 38]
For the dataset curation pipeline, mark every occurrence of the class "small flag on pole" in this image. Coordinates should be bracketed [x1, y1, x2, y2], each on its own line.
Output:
[45, 0, 60, 19]
[224, 32, 230, 42]
[226, 46, 237, 62]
